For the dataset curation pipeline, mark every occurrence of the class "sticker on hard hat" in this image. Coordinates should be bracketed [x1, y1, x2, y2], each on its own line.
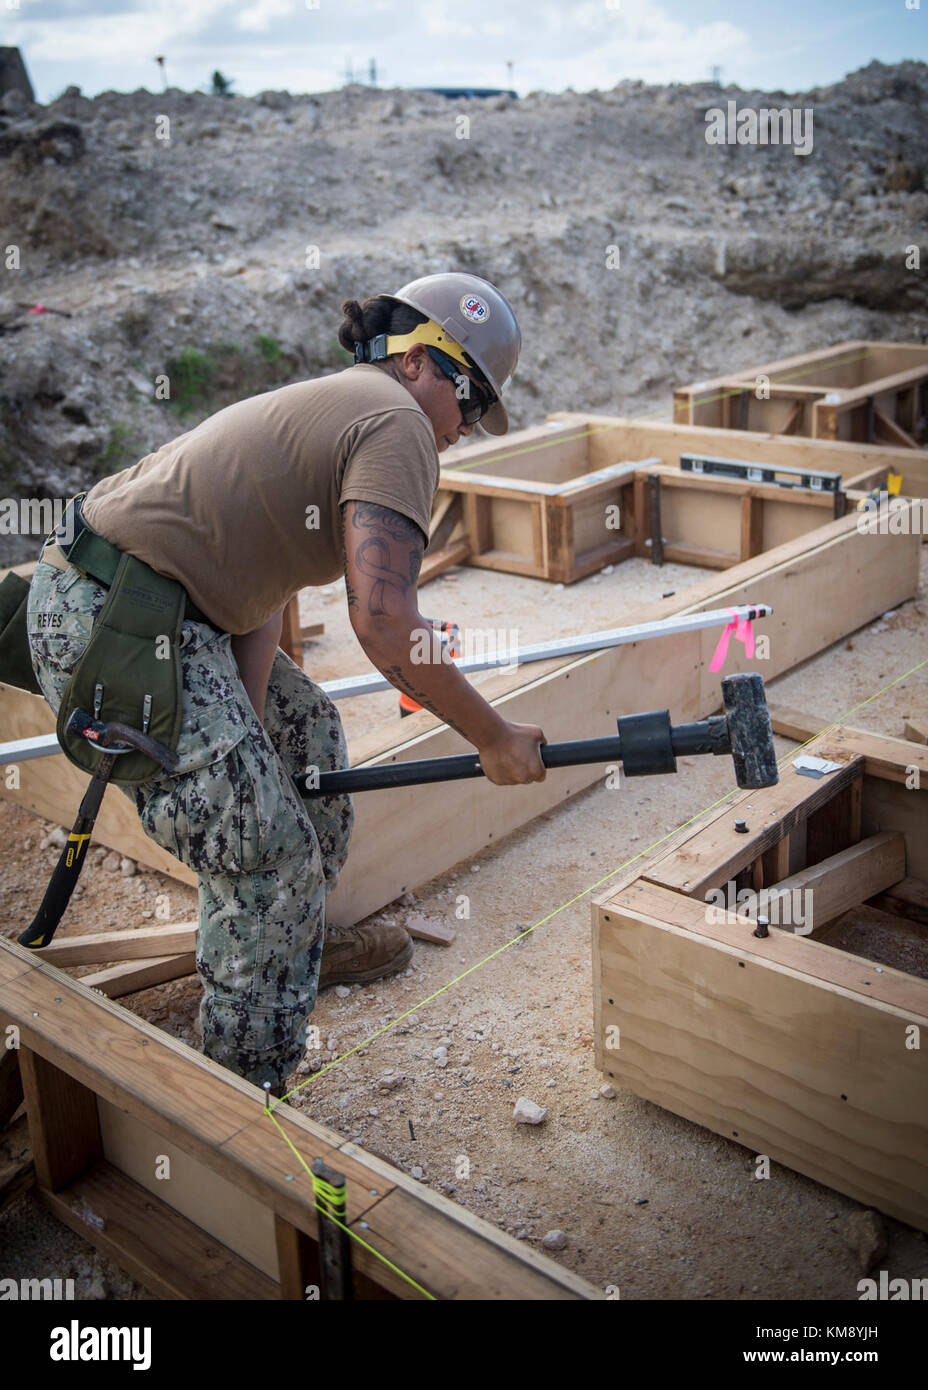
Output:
[460, 294, 490, 324]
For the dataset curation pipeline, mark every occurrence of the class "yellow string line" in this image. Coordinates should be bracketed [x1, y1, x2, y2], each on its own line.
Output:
[440, 344, 882, 476]
[263, 1105, 436, 1300]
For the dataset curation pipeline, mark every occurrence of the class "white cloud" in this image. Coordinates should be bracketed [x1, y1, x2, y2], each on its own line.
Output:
[236, 0, 296, 34]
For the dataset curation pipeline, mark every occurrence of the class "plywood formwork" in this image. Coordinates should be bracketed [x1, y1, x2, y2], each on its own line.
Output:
[1, 503, 922, 925]
[552, 410, 928, 497]
[0, 934, 599, 1300]
[672, 340, 928, 449]
[434, 411, 923, 582]
[592, 728, 928, 1232]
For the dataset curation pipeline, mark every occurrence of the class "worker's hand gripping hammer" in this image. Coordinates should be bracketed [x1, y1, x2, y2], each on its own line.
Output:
[17, 709, 178, 951]
[304, 673, 779, 796]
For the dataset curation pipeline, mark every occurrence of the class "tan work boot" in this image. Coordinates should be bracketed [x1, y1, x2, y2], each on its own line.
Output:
[318, 921, 413, 988]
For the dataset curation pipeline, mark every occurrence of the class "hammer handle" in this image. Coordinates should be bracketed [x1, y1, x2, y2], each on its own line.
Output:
[307, 737, 625, 796]
[17, 757, 113, 949]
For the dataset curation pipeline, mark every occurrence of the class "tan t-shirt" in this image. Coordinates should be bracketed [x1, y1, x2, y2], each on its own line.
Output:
[81, 364, 440, 633]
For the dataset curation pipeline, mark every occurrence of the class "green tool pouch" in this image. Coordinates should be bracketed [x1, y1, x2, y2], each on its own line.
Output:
[57, 551, 186, 785]
[0, 571, 43, 694]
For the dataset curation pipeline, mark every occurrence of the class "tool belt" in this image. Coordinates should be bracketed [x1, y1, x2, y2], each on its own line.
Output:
[12, 493, 216, 784]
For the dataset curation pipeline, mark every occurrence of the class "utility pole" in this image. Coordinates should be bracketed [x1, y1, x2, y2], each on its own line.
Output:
[506, 59, 514, 90]
[369, 58, 377, 86]
[711, 64, 722, 87]
[155, 55, 167, 92]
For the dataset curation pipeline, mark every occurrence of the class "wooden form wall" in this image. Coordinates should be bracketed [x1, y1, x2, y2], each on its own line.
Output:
[1, 507, 922, 926]
[434, 411, 923, 582]
[671, 340, 928, 448]
[592, 728, 928, 1231]
[550, 411, 926, 496]
[0, 934, 598, 1300]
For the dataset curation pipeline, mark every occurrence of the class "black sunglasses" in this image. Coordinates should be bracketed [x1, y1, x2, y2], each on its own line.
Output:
[425, 346, 495, 426]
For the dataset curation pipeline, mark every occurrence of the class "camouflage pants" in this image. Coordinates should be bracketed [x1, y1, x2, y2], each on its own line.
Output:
[26, 557, 354, 1091]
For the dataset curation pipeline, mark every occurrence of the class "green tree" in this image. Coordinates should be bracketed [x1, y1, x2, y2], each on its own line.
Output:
[211, 70, 235, 97]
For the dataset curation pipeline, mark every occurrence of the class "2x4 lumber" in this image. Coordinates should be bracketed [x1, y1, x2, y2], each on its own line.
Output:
[874, 408, 919, 450]
[760, 834, 791, 887]
[38, 1159, 278, 1300]
[426, 491, 464, 557]
[36, 922, 197, 967]
[348, 1182, 587, 1301]
[275, 1214, 323, 1300]
[806, 776, 862, 864]
[767, 702, 833, 743]
[82, 952, 197, 998]
[18, 1045, 102, 1190]
[428, 489, 458, 541]
[740, 494, 763, 561]
[818, 727, 928, 786]
[595, 882, 928, 1231]
[770, 706, 928, 767]
[418, 537, 472, 585]
[0, 936, 597, 1300]
[763, 831, 905, 934]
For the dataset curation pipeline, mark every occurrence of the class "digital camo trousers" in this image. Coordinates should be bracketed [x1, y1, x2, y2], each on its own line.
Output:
[26, 558, 354, 1091]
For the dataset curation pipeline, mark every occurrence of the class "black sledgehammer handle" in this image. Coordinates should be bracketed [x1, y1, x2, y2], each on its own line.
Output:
[308, 737, 624, 795]
[306, 717, 733, 796]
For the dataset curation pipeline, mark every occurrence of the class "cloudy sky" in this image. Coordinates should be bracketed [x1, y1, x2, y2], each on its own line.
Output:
[4, 0, 924, 104]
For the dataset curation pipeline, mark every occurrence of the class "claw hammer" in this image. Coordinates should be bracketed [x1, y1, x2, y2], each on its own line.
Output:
[17, 708, 178, 950]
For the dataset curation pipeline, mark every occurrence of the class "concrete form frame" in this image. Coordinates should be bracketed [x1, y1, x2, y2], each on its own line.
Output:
[593, 727, 928, 1231]
[0, 934, 599, 1300]
[671, 340, 928, 448]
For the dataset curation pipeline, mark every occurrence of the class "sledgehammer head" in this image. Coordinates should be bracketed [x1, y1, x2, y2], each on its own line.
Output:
[721, 673, 779, 789]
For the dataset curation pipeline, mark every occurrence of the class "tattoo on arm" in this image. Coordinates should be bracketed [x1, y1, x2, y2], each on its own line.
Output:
[383, 664, 471, 743]
[346, 501, 424, 618]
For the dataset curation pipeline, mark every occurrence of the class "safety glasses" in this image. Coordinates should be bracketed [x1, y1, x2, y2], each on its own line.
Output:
[425, 346, 495, 426]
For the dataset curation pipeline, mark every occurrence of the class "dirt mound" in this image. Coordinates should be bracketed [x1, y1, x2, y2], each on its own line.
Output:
[1, 59, 926, 562]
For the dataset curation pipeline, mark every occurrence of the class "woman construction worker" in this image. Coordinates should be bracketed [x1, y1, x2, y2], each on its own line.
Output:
[24, 271, 547, 1094]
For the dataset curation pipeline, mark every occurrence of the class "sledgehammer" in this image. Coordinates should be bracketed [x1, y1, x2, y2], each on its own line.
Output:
[304, 672, 778, 796]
